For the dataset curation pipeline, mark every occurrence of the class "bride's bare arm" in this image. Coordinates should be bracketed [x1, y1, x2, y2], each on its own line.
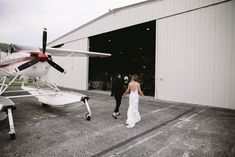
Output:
[138, 83, 144, 96]
[123, 84, 130, 95]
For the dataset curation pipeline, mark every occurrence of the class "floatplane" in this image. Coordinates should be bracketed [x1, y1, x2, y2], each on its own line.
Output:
[0, 28, 111, 139]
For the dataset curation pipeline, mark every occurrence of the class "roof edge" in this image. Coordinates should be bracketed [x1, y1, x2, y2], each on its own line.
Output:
[48, 0, 160, 46]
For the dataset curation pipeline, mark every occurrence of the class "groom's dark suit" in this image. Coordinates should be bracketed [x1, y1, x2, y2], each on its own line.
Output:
[111, 78, 124, 113]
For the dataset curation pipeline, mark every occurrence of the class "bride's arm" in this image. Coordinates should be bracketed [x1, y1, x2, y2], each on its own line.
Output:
[138, 83, 144, 96]
[123, 84, 130, 96]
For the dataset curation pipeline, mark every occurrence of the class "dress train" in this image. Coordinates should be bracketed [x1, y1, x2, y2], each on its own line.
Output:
[126, 90, 141, 128]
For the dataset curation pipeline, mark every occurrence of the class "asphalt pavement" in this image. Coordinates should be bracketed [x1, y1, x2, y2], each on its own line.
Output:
[0, 89, 235, 157]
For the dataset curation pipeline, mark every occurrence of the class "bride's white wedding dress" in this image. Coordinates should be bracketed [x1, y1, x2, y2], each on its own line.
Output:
[126, 90, 141, 128]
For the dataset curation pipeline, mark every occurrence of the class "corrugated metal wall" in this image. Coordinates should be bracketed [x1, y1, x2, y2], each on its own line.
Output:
[48, 0, 227, 47]
[48, 38, 89, 90]
[156, 1, 235, 109]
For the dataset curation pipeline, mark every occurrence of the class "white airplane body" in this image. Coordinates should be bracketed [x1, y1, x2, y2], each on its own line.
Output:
[0, 28, 111, 140]
[0, 50, 50, 78]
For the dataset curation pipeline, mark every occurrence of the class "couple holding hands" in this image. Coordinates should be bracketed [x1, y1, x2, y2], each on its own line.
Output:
[111, 74, 144, 128]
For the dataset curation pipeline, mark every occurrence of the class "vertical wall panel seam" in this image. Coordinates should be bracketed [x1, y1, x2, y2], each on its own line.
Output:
[155, 20, 158, 99]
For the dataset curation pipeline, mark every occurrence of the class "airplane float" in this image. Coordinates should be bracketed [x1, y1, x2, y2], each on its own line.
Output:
[0, 28, 111, 140]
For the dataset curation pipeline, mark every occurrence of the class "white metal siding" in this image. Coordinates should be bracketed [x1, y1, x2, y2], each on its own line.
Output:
[156, 1, 235, 109]
[231, 0, 235, 110]
[48, 0, 227, 47]
[48, 38, 89, 90]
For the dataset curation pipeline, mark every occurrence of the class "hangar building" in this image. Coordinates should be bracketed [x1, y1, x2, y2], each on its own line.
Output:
[48, 0, 235, 110]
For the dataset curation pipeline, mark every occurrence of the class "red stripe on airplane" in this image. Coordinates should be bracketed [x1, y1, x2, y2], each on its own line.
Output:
[0, 57, 32, 68]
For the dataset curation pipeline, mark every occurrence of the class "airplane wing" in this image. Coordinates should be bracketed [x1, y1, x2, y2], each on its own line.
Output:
[44, 47, 111, 57]
[1, 42, 111, 57]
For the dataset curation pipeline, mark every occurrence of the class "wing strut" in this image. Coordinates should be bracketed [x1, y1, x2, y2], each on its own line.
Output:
[0, 75, 19, 95]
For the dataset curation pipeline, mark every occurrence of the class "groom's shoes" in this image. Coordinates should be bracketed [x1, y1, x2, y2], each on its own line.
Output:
[116, 112, 120, 116]
[112, 113, 117, 119]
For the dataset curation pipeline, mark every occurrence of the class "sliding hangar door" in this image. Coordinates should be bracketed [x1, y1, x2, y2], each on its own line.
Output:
[156, 2, 235, 109]
[89, 21, 156, 96]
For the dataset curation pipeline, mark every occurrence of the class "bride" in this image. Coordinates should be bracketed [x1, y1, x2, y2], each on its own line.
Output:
[123, 74, 144, 128]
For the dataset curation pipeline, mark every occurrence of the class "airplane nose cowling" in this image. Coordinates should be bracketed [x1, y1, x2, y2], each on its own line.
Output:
[38, 53, 48, 62]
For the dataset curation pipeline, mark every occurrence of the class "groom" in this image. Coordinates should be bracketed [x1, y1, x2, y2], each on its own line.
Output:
[111, 73, 124, 119]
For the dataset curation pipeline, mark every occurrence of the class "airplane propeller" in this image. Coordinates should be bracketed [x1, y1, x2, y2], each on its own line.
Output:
[16, 28, 66, 74]
[47, 59, 66, 74]
[42, 28, 47, 54]
[16, 59, 40, 72]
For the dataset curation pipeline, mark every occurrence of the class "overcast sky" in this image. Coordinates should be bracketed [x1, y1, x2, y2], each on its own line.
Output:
[0, 0, 145, 47]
